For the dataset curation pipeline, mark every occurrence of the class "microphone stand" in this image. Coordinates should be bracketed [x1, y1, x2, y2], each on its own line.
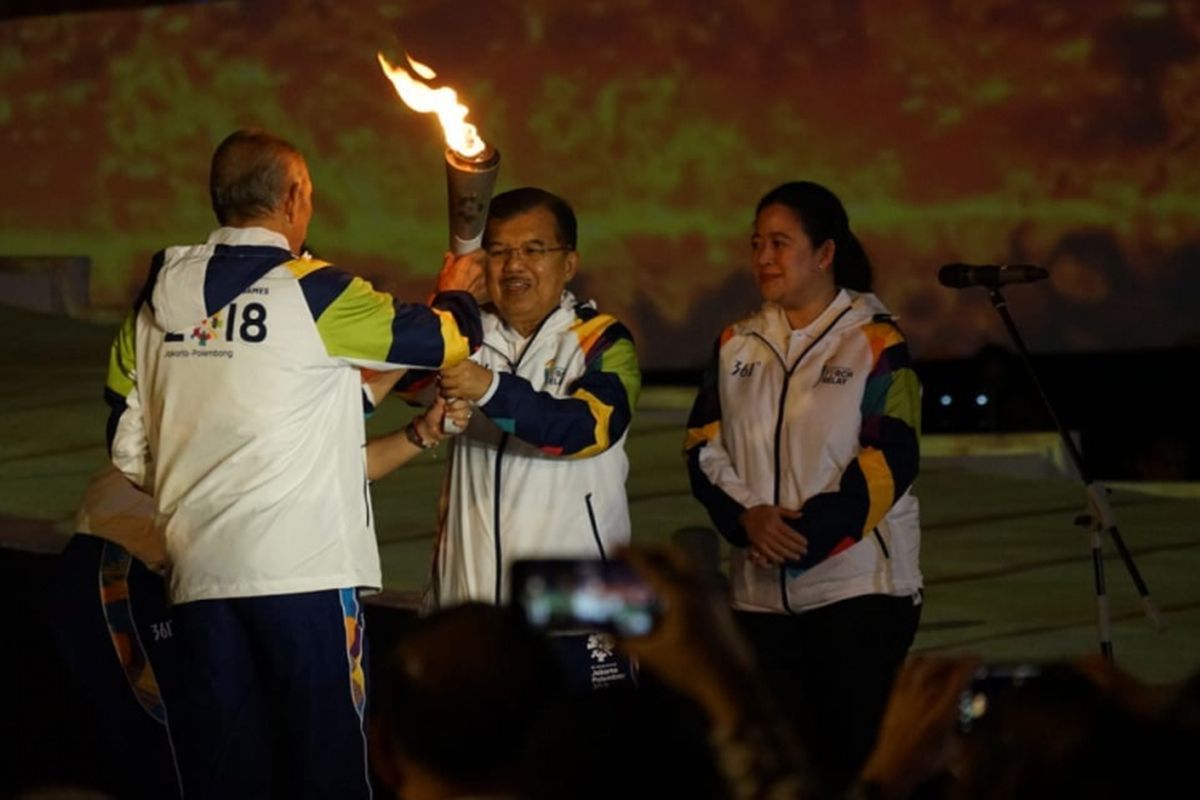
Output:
[984, 287, 1164, 660]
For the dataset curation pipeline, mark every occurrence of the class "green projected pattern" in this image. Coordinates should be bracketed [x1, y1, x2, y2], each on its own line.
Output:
[1, 0, 1197, 367]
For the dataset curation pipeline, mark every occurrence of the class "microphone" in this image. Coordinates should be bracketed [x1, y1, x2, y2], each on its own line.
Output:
[938, 263, 1049, 288]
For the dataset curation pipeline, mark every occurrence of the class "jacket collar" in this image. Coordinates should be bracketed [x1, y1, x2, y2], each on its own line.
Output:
[484, 290, 583, 346]
[150, 228, 295, 332]
[205, 226, 292, 252]
[741, 290, 890, 352]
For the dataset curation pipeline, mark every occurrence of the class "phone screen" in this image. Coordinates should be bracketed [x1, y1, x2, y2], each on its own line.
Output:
[958, 663, 1042, 732]
[510, 558, 662, 637]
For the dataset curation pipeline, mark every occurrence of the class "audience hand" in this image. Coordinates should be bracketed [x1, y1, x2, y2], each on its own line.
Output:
[619, 546, 757, 729]
[1072, 653, 1165, 718]
[858, 655, 980, 800]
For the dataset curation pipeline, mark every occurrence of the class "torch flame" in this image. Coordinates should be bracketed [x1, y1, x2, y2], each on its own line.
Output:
[406, 54, 437, 80]
[377, 51, 486, 158]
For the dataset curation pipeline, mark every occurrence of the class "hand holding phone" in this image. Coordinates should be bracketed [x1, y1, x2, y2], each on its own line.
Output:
[958, 663, 1042, 732]
[860, 655, 981, 797]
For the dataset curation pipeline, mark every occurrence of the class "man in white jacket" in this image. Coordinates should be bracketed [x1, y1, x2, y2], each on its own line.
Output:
[422, 187, 641, 688]
[105, 128, 484, 798]
[427, 188, 641, 609]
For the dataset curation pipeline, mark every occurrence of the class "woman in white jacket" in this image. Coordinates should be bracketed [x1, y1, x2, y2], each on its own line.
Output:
[685, 181, 923, 793]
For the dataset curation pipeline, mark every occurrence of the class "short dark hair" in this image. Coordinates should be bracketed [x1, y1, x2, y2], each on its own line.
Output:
[756, 181, 873, 292]
[486, 187, 578, 250]
[209, 128, 304, 225]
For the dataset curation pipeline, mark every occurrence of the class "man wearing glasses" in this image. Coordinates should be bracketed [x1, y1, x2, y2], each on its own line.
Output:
[424, 188, 641, 684]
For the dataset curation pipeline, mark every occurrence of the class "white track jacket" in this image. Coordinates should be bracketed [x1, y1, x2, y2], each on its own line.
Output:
[105, 227, 481, 603]
[685, 290, 922, 614]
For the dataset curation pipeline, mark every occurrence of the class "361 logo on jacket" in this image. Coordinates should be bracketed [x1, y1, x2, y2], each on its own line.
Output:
[730, 360, 759, 378]
[543, 357, 567, 388]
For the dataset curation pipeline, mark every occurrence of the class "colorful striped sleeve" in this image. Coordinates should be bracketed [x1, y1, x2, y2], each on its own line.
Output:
[480, 313, 640, 458]
[291, 260, 482, 370]
[104, 310, 138, 454]
[105, 250, 166, 461]
[789, 319, 921, 567]
[684, 328, 752, 546]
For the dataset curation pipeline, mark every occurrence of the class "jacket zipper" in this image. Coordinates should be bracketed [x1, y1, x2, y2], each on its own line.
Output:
[492, 433, 508, 603]
[752, 306, 852, 614]
[585, 493, 607, 562]
[873, 527, 890, 559]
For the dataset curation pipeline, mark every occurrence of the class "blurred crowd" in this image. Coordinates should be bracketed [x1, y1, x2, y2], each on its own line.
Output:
[363, 544, 1197, 800]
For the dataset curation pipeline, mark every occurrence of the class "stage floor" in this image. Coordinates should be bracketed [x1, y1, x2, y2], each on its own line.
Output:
[2, 307, 1198, 793]
[2, 370, 1196, 685]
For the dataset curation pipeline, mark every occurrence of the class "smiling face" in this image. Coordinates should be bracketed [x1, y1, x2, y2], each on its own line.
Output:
[483, 206, 578, 336]
[751, 202, 835, 311]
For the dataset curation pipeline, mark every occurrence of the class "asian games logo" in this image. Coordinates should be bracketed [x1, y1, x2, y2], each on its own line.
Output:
[586, 632, 615, 663]
[190, 312, 222, 346]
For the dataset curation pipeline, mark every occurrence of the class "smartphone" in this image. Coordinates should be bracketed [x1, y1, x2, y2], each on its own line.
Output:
[510, 558, 663, 637]
[958, 663, 1042, 732]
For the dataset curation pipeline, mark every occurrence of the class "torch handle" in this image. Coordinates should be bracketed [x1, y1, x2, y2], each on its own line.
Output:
[451, 233, 485, 256]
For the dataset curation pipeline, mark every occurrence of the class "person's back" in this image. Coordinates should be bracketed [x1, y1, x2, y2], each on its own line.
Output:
[105, 127, 484, 798]
[109, 129, 480, 603]
[132, 235, 386, 600]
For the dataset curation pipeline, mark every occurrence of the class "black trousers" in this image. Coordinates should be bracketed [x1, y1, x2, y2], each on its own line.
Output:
[51, 534, 183, 799]
[736, 592, 921, 793]
[169, 589, 373, 800]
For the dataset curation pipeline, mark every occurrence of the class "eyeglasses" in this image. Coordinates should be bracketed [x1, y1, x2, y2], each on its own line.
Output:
[484, 243, 572, 264]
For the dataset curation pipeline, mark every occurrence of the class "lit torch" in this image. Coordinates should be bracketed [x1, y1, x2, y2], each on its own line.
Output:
[378, 51, 498, 433]
[377, 51, 500, 255]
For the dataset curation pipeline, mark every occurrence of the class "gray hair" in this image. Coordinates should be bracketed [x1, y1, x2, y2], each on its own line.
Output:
[209, 129, 304, 225]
